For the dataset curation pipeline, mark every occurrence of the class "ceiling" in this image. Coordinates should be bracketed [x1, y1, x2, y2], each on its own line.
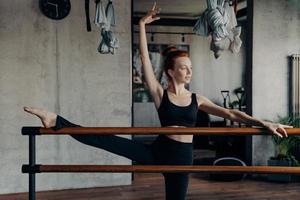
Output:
[133, 0, 247, 19]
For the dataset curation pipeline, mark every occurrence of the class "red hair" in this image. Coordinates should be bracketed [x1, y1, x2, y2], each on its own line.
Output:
[162, 46, 189, 80]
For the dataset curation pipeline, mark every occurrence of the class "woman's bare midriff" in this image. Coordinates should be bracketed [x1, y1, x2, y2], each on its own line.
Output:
[165, 126, 193, 143]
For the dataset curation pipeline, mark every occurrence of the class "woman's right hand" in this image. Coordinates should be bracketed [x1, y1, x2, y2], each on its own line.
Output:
[139, 2, 161, 25]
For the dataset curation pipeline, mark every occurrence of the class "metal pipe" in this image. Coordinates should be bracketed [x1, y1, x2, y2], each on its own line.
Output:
[29, 135, 36, 200]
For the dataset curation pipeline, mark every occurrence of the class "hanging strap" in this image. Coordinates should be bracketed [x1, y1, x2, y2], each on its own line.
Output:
[85, 0, 91, 32]
[106, 0, 116, 27]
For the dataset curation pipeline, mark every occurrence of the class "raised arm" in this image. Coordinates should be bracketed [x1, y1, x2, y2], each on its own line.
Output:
[197, 95, 293, 138]
[139, 3, 163, 109]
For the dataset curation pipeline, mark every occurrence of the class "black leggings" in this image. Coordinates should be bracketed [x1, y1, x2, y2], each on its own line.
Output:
[55, 115, 193, 200]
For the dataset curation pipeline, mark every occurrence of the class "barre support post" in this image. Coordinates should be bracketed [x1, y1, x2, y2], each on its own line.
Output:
[29, 134, 36, 200]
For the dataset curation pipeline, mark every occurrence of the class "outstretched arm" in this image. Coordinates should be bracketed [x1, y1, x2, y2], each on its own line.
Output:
[139, 2, 163, 109]
[197, 95, 293, 138]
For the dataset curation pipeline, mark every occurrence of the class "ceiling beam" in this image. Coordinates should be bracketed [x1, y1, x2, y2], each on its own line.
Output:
[133, 8, 247, 27]
[132, 17, 196, 26]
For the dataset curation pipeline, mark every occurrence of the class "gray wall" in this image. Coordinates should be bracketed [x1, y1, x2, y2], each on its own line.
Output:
[252, 0, 300, 165]
[0, 0, 132, 194]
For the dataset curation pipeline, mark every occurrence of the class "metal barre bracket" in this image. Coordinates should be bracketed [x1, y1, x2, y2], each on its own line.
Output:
[21, 127, 41, 135]
[22, 165, 41, 173]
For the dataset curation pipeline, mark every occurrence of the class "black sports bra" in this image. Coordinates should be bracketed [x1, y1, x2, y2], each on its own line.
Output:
[157, 90, 198, 127]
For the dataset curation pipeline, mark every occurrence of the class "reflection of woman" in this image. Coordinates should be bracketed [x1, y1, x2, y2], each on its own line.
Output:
[24, 3, 291, 200]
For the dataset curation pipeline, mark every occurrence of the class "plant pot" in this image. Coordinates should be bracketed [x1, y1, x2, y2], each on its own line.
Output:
[267, 159, 298, 182]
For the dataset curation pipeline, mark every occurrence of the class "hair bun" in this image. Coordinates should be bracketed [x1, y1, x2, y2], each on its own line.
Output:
[161, 46, 177, 57]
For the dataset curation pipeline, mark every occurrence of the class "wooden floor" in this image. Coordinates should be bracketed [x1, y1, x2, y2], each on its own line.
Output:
[1, 173, 300, 200]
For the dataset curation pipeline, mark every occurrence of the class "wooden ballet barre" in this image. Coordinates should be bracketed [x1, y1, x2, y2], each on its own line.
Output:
[22, 165, 300, 174]
[21, 126, 300, 200]
[21, 127, 300, 136]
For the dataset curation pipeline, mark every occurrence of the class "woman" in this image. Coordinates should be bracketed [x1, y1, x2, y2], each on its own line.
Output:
[24, 3, 292, 200]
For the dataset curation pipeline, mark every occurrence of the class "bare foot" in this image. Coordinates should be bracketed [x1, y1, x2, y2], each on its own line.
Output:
[24, 107, 57, 128]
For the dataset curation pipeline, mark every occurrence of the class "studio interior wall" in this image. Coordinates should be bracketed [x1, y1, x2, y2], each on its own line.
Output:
[0, 0, 132, 194]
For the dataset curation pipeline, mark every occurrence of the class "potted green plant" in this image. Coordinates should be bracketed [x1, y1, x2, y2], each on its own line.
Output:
[268, 115, 300, 182]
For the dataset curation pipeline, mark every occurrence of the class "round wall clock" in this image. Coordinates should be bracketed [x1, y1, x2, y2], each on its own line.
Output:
[39, 0, 71, 20]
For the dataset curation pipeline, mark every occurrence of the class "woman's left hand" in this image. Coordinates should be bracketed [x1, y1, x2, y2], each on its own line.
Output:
[139, 2, 161, 25]
[263, 122, 293, 138]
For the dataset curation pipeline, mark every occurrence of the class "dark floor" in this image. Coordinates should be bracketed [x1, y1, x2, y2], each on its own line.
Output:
[1, 173, 300, 200]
